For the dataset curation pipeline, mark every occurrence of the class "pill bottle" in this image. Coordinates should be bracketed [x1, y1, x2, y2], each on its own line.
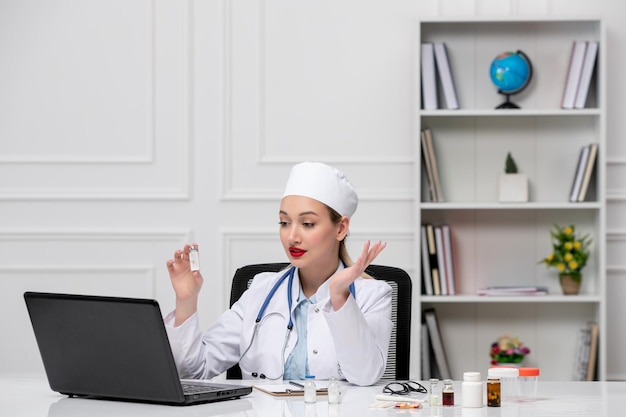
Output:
[429, 378, 441, 406]
[488, 366, 519, 404]
[327, 377, 340, 404]
[189, 244, 200, 271]
[304, 375, 316, 403]
[518, 367, 540, 402]
[442, 378, 454, 406]
[462, 371, 483, 408]
[487, 376, 501, 407]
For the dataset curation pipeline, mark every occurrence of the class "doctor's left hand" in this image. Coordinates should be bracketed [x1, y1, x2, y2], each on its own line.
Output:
[329, 240, 386, 311]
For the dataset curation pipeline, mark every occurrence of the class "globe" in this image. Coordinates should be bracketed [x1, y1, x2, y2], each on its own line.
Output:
[489, 50, 533, 109]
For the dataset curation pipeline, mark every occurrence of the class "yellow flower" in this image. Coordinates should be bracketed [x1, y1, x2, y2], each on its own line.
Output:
[540, 224, 591, 276]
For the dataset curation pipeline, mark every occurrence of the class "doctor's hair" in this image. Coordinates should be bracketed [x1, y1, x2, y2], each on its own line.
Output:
[327, 205, 373, 280]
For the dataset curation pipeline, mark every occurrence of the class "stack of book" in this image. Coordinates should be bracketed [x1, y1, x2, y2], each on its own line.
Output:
[569, 143, 598, 202]
[477, 286, 549, 296]
[421, 42, 460, 110]
[420, 223, 456, 296]
[561, 40, 599, 109]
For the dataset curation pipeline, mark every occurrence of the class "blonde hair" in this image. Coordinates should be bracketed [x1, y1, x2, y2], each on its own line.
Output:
[328, 206, 373, 279]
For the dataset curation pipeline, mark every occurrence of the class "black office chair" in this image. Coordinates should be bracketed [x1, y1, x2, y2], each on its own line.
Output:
[226, 263, 412, 381]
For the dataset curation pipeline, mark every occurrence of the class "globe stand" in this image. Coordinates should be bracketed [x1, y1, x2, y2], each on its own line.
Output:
[490, 50, 533, 110]
[496, 92, 520, 109]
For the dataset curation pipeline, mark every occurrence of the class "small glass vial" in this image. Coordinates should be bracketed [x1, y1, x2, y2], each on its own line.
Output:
[462, 371, 483, 408]
[189, 244, 200, 271]
[442, 379, 454, 406]
[327, 377, 340, 404]
[487, 376, 501, 407]
[429, 378, 441, 406]
[304, 375, 316, 403]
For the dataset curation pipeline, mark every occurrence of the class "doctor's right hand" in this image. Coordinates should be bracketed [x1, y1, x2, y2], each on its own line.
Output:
[166, 243, 204, 326]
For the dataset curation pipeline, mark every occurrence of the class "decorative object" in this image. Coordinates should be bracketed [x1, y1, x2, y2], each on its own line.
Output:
[499, 152, 528, 202]
[490, 335, 530, 366]
[539, 224, 592, 295]
[489, 50, 533, 109]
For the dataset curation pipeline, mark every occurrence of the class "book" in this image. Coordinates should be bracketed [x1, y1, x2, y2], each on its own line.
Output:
[421, 129, 437, 202]
[441, 224, 456, 296]
[425, 224, 441, 295]
[420, 225, 434, 295]
[421, 43, 438, 110]
[561, 41, 587, 109]
[434, 226, 448, 296]
[423, 128, 444, 202]
[569, 145, 590, 202]
[477, 286, 548, 296]
[586, 321, 599, 381]
[420, 320, 432, 380]
[433, 42, 459, 109]
[423, 308, 451, 379]
[574, 41, 599, 109]
[578, 143, 598, 201]
[573, 326, 590, 380]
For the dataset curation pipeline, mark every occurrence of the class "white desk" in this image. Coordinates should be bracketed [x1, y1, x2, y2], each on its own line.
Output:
[2, 376, 625, 416]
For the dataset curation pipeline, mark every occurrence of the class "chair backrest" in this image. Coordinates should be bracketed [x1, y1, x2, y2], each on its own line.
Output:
[226, 263, 412, 381]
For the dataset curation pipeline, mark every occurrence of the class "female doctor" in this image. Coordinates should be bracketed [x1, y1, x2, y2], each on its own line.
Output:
[164, 162, 392, 386]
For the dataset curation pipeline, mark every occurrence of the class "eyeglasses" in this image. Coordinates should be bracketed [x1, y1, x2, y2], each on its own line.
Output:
[382, 381, 427, 395]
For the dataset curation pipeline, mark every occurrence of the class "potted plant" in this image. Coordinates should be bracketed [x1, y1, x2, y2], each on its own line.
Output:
[539, 224, 592, 295]
[490, 334, 530, 366]
[499, 152, 528, 202]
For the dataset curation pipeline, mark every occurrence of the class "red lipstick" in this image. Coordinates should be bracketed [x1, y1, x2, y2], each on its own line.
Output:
[289, 247, 306, 258]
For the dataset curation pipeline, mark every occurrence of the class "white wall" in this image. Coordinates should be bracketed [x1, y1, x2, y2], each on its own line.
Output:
[1, 0, 625, 380]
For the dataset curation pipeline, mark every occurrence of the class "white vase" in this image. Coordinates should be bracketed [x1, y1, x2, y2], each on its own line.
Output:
[499, 173, 528, 202]
[495, 362, 522, 368]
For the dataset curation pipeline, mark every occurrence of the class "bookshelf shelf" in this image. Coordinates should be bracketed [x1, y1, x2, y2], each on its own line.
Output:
[421, 295, 602, 304]
[415, 17, 606, 382]
[420, 202, 602, 210]
[421, 109, 601, 117]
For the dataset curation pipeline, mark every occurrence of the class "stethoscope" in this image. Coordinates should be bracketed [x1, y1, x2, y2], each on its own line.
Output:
[240, 265, 356, 380]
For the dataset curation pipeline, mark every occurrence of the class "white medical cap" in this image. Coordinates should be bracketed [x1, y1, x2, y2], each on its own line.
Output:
[282, 162, 358, 218]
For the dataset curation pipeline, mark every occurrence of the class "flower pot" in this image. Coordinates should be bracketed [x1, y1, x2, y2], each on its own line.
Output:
[560, 273, 581, 295]
[499, 173, 528, 202]
[495, 362, 523, 368]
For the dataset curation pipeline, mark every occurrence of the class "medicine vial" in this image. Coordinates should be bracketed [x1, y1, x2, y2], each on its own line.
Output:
[442, 378, 454, 406]
[429, 378, 441, 406]
[487, 376, 501, 407]
[327, 377, 340, 404]
[462, 371, 483, 408]
[189, 244, 200, 271]
[304, 375, 316, 403]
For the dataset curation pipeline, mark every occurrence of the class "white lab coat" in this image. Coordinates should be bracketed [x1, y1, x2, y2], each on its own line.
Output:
[164, 264, 393, 386]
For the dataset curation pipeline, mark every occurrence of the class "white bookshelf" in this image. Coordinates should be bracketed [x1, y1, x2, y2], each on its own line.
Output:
[415, 18, 606, 381]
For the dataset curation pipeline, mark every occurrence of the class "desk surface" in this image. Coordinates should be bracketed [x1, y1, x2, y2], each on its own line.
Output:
[2, 376, 625, 417]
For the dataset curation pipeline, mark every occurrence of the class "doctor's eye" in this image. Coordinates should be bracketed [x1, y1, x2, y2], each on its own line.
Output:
[302, 222, 315, 228]
[278, 221, 290, 227]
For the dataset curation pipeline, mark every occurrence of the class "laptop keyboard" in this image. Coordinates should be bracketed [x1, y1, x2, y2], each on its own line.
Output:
[181, 383, 223, 394]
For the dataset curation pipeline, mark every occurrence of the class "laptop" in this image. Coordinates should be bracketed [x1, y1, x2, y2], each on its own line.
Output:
[24, 291, 252, 406]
